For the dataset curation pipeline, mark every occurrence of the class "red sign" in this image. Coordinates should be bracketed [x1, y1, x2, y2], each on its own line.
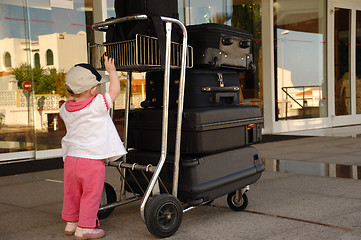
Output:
[22, 81, 32, 91]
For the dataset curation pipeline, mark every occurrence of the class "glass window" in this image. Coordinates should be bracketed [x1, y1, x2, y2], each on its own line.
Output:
[0, 1, 35, 156]
[274, 0, 327, 120]
[34, 52, 40, 67]
[4, 52, 12, 67]
[0, 0, 94, 157]
[334, 8, 351, 116]
[46, 49, 53, 66]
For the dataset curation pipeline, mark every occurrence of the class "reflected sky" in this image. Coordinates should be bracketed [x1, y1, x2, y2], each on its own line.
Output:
[0, 2, 88, 40]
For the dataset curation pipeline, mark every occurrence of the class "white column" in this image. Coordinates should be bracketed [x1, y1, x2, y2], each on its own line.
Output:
[262, 0, 276, 134]
[93, 0, 108, 44]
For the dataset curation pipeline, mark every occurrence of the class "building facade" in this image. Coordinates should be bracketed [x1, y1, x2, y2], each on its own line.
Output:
[0, 0, 360, 163]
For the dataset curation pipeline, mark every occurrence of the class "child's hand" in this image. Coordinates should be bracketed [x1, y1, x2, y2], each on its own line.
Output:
[105, 56, 120, 102]
[104, 56, 116, 73]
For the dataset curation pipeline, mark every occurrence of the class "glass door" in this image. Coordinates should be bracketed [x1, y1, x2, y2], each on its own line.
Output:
[356, 10, 361, 113]
[332, 1, 361, 120]
[334, 7, 351, 116]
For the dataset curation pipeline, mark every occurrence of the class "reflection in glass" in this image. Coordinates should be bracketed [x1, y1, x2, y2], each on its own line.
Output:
[334, 8, 351, 116]
[356, 11, 361, 114]
[0, 1, 36, 154]
[274, 0, 327, 120]
[264, 158, 360, 179]
[0, 0, 93, 155]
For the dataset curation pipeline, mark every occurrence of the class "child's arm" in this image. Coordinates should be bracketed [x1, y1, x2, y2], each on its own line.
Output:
[104, 56, 120, 102]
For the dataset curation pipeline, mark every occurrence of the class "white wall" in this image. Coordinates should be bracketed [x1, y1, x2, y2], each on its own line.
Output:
[0, 38, 27, 71]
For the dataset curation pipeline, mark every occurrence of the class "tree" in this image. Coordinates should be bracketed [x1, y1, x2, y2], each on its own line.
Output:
[55, 70, 67, 97]
[12, 64, 67, 97]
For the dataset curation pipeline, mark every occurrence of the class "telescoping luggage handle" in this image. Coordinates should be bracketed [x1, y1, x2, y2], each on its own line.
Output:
[93, 15, 188, 223]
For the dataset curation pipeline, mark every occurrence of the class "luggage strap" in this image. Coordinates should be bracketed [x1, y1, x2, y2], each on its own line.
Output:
[150, 15, 166, 68]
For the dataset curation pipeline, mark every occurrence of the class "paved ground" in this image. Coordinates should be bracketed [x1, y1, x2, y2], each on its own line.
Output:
[1, 136, 361, 239]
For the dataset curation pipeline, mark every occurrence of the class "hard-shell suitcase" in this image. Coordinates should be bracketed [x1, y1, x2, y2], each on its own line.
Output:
[141, 68, 240, 109]
[128, 105, 263, 154]
[186, 23, 256, 71]
[125, 147, 265, 204]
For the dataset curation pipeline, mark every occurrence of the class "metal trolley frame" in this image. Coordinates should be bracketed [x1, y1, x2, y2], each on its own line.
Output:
[91, 15, 249, 238]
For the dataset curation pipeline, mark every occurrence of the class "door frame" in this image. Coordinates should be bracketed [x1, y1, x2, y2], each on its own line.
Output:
[328, 0, 361, 126]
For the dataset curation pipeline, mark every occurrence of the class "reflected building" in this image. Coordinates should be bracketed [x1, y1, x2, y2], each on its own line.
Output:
[0, 32, 87, 130]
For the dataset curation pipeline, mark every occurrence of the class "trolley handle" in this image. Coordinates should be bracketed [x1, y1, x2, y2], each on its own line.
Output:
[93, 14, 189, 223]
[92, 14, 148, 32]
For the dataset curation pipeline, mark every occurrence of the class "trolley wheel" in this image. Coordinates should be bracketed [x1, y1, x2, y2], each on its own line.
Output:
[98, 182, 117, 219]
[227, 192, 248, 211]
[145, 194, 183, 238]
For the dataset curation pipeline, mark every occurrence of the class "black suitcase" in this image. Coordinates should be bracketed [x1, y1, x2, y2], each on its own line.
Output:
[141, 68, 240, 109]
[106, 0, 180, 66]
[186, 23, 255, 71]
[128, 105, 263, 154]
[125, 147, 265, 204]
[107, 0, 179, 41]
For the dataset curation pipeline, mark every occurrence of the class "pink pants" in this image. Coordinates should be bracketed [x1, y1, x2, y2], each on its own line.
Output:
[62, 156, 105, 228]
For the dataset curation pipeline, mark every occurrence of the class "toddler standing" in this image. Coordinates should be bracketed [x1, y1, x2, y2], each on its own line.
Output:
[60, 57, 126, 239]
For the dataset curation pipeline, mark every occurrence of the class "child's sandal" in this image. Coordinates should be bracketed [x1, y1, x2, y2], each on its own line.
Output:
[64, 222, 78, 235]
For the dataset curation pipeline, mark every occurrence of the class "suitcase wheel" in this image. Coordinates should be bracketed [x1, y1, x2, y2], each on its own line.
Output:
[249, 61, 257, 73]
[98, 182, 117, 219]
[211, 57, 221, 70]
[239, 40, 251, 48]
[227, 192, 248, 211]
[145, 194, 183, 238]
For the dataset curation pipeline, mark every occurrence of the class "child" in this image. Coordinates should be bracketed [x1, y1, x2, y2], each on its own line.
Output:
[60, 57, 126, 239]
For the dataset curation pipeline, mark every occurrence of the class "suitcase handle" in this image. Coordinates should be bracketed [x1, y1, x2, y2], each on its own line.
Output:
[201, 86, 240, 92]
[211, 92, 238, 103]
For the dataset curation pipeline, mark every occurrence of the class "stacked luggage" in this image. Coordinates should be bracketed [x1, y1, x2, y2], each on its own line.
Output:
[126, 23, 264, 205]
[92, 0, 265, 238]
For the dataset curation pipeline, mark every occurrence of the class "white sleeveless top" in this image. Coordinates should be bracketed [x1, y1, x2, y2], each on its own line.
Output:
[60, 93, 127, 162]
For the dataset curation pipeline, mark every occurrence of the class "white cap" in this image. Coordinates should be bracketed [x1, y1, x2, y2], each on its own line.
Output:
[65, 63, 109, 94]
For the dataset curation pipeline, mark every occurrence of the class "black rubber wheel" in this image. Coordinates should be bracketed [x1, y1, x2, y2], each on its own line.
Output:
[227, 192, 248, 211]
[211, 57, 220, 70]
[145, 194, 183, 238]
[98, 182, 117, 219]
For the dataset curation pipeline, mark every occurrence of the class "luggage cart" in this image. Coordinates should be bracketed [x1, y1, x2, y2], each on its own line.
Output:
[90, 15, 261, 238]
